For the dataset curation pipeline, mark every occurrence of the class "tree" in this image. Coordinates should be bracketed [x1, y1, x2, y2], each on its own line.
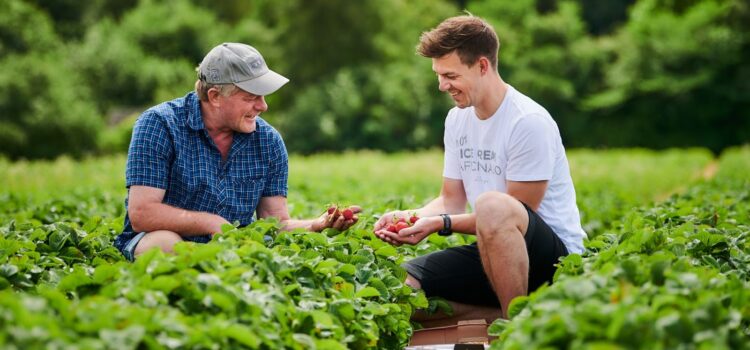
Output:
[584, 0, 750, 152]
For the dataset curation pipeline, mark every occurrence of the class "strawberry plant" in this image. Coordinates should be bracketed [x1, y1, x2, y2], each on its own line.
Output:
[488, 146, 750, 349]
[0, 148, 739, 348]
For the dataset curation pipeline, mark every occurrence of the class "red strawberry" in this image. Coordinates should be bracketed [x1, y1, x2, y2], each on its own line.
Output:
[327, 206, 336, 215]
[409, 215, 419, 224]
[395, 222, 410, 233]
[396, 217, 407, 224]
[387, 224, 399, 233]
[342, 208, 354, 220]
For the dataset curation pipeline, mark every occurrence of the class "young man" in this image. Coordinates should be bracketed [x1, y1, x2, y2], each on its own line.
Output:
[114, 42, 358, 261]
[374, 16, 585, 322]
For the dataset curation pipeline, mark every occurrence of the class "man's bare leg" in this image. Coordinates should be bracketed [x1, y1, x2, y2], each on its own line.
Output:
[133, 230, 183, 258]
[406, 274, 502, 328]
[474, 192, 529, 319]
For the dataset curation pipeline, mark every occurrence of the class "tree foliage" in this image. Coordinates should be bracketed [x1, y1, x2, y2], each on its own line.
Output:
[0, 0, 747, 159]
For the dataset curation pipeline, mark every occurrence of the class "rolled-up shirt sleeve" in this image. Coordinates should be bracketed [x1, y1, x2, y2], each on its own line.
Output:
[125, 111, 173, 189]
[262, 130, 289, 197]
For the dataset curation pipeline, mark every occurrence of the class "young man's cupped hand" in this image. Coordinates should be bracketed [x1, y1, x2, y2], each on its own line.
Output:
[373, 211, 441, 246]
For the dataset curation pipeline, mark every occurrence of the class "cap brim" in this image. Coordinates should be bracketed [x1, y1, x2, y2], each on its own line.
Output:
[235, 70, 289, 96]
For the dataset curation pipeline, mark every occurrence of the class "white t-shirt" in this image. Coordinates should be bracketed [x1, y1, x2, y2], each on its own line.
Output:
[443, 85, 586, 254]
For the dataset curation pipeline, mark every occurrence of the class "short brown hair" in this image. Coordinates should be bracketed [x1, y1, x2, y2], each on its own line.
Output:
[417, 15, 499, 70]
[194, 79, 239, 102]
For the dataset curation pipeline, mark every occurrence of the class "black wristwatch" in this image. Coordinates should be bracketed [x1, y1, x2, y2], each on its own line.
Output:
[438, 214, 452, 236]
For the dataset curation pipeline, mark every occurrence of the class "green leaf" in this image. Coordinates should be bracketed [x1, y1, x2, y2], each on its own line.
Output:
[284, 283, 301, 295]
[57, 268, 93, 293]
[99, 326, 146, 349]
[367, 277, 390, 299]
[190, 243, 223, 262]
[48, 229, 70, 252]
[220, 223, 236, 233]
[92, 264, 119, 284]
[330, 300, 356, 321]
[337, 282, 355, 298]
[314, 339, 347, 350]
[427, 297, 453, 316]
[150, 275, 181, 294]
[0, 276, 10, 290]
[507, 296, 529, 319]
[355, 286, 381, 298]
[336, 263, 356, 277]
[315, 259, 339, 274]
[224, 323, 260, 348]
[205, 290, 236, 313]
[409, 291, 429, 309]
[311, 310, 336, 328]
[0, 264, 19, 278]
[375, 245, 397, 258]
[487, 318, 509, 336]
[61, 246, 84, 260]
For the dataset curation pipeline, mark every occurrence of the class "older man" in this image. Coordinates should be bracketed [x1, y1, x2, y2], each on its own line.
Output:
[114, 43, 357, 261]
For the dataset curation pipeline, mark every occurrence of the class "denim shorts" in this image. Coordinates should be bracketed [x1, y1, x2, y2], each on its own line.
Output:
[121, 232, 146, 262]
[115, 232, 212, 262]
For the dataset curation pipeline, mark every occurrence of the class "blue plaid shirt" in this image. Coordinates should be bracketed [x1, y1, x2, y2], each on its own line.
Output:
[114, 92, 288, 252]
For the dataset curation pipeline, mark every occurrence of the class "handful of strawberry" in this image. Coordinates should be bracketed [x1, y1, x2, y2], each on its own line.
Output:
[385, 213, 420, 233]
[326, 204, 356, 221]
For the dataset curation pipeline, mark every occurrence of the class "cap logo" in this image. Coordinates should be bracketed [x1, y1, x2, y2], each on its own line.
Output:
[208, 68, 220, 82]
[249, 57, 265, 76]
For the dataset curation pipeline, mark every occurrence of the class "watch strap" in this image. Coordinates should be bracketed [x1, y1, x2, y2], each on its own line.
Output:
[438, 214, 452, 236]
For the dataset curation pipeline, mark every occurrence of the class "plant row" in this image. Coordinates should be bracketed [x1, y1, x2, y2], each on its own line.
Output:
[489, 147, 750, 349]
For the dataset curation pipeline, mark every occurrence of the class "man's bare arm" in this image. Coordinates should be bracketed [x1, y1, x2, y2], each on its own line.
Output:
[256, 196, 359, 232]
[416, 177, 468, 216]
[128, 185, 229, 236]
[506, 180, 548, 211]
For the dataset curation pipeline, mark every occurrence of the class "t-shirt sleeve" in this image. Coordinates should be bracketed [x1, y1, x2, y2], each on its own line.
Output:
[442, 111, 462, 180]
[263, 130, 289, 197]
[506, 113, 556, 181]
[125, 111, 173, 189]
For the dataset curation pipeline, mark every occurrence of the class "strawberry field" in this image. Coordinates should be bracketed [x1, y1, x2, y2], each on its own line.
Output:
[0, 147, 748, 349]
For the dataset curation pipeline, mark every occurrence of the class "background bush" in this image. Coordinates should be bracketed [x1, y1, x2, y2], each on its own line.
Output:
[0, 0, 747, 159]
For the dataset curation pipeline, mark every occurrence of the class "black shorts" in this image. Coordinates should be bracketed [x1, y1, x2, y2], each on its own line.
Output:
[403, 203, 569, 307]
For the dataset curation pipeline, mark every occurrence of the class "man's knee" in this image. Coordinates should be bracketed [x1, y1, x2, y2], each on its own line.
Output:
[134, 230, 183, 256]
[405, 273, 422, 290]
[475, 192, 527, 236]
[476, 192, 515, 216]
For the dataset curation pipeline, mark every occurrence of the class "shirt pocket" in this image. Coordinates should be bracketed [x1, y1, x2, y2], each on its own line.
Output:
[169, 162, 212, 209]
[233, 174, 267, 204]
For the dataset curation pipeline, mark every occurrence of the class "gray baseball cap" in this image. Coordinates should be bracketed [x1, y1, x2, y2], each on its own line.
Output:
[198, 43, 289, 96]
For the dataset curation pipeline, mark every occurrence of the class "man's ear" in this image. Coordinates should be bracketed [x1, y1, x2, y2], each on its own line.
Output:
[207, 87, 222, 107]
[479, 57, 490, 75]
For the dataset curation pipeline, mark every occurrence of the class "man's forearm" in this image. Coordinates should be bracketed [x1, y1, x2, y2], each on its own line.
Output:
[417, 196, 466, 217]
[129, 202, 229, 236]
[279, 219, 319, 232]
[448, 213, 477, 235]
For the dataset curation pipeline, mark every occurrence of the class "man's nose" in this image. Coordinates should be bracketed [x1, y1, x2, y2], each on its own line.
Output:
[256, 96, 268, 112]
[438, 77, 450, 92]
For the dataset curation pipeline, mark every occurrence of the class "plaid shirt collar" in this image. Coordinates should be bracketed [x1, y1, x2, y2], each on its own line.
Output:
[186, 93, 205, 131]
